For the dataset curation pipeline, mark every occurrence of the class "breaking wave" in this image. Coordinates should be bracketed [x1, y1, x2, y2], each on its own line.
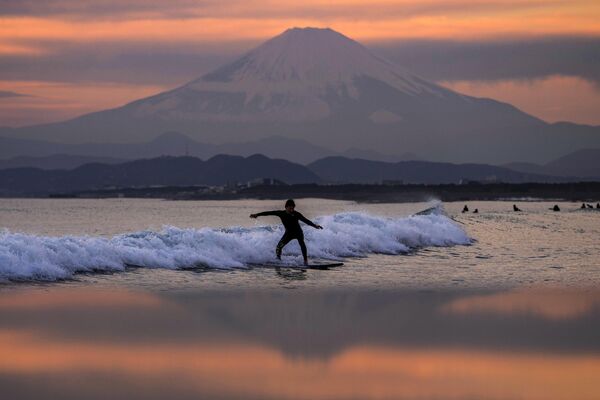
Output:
[0, 210, 471, 282]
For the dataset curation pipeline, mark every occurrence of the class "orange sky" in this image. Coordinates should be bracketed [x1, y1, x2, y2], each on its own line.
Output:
[443, 76, 600, 126]
[1, 0, 599, 126]
[2, 1, 600, 51]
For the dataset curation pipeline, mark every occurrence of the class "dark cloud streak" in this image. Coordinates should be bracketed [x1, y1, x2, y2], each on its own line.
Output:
[0, 40, 247, 85]
[0, 0, 218, 20]
[372, 36, 600, 85]
[1, 36, 598, 88]
[0, 90, 28, 98]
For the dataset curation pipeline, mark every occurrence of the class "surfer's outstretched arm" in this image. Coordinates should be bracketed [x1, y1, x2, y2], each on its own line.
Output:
[297, 212, 323, 229]
[250, 210, 280, 219]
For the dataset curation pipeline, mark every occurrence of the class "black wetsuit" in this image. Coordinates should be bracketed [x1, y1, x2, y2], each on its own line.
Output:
[254, 210, 319, 259]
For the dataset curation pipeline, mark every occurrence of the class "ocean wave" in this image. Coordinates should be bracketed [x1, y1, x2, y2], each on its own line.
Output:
[0, 210, 471, 282]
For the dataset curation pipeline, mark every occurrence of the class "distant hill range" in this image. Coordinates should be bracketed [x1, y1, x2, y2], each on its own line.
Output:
[0, 154, 125, 170]
[0, 131, 416, 167]
[0, 154, 577, 196]
[1, 27, 599, 165]
[504, 149, 600, 179]
[308, 157, 567, 184]
[0, 155, 320, 196]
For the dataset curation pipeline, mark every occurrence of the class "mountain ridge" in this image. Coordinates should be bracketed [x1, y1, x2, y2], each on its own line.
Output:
[2, 27, 599, 164]
[504, 148, 600, 178]
[0, 154, 321, 195]
[0, 153, 580, 196]
[0, 131, 414, 165]
[308, 156, 569, 184]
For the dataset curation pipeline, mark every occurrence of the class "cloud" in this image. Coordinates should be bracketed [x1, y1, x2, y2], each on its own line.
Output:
[442, 76, 600, 125]
[372, 36, 600, 85]
[1, 35, 598, 88]
[0, 79, 167, 127]
[1, 1, 599, 47]
[0, 0, 212, 20]
[0, 90, 28, 98]
[0, 0, 575, 21]
[0, 40, 244, 85]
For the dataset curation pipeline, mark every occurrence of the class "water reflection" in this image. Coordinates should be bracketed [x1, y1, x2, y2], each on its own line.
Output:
[443, 287, 600, 320]
[0, 287, 598, 399]
[275, 267, 308, 282]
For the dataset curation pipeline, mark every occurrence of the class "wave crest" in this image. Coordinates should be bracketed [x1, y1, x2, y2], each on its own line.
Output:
[0, 211, 470, 282]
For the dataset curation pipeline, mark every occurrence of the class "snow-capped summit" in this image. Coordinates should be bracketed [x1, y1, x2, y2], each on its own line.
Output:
[133, 27, 452, 122]
[196, 27, 435, 94]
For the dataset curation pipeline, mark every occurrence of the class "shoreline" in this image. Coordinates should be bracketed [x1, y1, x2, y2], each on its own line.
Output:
[26, 182, 600, 203]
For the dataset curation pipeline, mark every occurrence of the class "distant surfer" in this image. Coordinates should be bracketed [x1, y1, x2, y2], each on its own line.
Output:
[473, 208, 479, 214]
[462, 205, 469, 213]
[513, 204, 522, 212]
[551, 204, 560, 212]
[250, 199, 323, 265]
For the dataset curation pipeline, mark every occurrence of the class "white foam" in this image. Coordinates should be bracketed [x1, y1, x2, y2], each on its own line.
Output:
[0, 210, 471, 282]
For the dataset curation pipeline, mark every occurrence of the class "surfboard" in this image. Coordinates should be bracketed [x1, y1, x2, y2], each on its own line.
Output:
[252, 262, 344, 270]
[125, 262, 343, 271]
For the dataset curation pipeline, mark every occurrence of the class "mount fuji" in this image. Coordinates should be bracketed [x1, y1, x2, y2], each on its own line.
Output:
[2, 27, 600, 164]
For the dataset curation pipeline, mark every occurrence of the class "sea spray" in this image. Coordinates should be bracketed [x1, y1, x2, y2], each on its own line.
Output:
[0, 211, 471, 282]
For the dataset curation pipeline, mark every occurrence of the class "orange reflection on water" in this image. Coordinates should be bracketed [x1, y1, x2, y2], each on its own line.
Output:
[443, 287, 600, 320]
[0, 288, 171, 310]
[0, 329, 599, 400]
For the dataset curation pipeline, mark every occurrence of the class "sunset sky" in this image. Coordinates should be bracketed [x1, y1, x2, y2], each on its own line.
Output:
[1, 0, 599, 127]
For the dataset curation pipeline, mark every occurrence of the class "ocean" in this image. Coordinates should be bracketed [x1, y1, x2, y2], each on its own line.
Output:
[0, 198, 599, 289]
[0, 198, 599, 399]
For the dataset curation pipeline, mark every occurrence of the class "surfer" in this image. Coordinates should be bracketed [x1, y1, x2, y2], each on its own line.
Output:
[250, 199, 323, 265]
[513, 204, 522, 212]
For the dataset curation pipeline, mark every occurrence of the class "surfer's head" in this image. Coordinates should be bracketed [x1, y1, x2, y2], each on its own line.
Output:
[285, 199, 295, 212]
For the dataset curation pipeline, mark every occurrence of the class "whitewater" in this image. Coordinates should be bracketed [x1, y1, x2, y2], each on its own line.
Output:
[0, 210, 470, 282]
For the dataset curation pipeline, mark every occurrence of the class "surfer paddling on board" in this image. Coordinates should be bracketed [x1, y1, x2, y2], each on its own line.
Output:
[250, 199, 323, 266]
